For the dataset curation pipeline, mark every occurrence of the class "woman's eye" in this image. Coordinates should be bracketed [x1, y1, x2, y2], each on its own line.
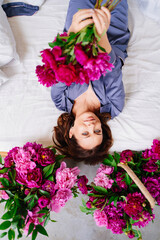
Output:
[94, 129, 101, 134]
[82, 132, 89, 136]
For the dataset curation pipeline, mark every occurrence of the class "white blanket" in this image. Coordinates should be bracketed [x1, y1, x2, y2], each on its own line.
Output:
[0, 0, 160, 239]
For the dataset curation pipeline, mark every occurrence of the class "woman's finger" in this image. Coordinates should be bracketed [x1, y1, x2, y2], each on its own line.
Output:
[101, 6, 111, 23]
[92, 11, 102, 35]
[73, 9, 93, 22]
[79, 18, 94, 29]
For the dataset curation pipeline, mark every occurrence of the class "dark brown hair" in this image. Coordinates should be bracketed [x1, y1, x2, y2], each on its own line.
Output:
[52, 112, 113, 165]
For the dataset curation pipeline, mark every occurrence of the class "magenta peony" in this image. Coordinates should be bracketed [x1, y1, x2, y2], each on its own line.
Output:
[77, 175, 89, 194]
[74, 43, 89, 66]
[36, 65, 57, 87]
[38, 196, 50, 209]
[42, 180, 56, 196]
[4, 147, 19, 168]
[36, 148, 55, 166]
[123, 192, 145, 217]
[120, 150, 134, 164]
[55, 63, 77, 86]
[143, 176, 160, 198]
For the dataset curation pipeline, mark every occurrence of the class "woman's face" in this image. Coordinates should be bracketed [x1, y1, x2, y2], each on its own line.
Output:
[69, 112, 103, 149]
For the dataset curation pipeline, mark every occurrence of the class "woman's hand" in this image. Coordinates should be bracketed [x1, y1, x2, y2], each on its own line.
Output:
[68, 9, 94, 34]
[92, 7, 111, 36]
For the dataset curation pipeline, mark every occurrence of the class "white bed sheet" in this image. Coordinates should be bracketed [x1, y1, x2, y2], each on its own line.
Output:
[0, 1, 160, 240]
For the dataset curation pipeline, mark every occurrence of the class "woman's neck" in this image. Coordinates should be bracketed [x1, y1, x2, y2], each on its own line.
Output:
[72, 84, 101, 118]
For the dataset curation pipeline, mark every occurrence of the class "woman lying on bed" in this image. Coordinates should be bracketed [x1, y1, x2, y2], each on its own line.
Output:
[51, 0, 130, 164]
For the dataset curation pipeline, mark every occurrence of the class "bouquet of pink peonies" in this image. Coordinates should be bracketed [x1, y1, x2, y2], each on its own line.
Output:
[35, 0, 122, 87]
[79, 139, 160, 240]
[0, 142, 81, 240]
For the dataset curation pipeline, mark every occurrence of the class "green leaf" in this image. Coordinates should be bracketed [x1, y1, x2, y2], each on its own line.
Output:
[5, 198, 13, 211]
[125, 173, 131, 186]
[0, 221, 11, 230]
[32, 229, 38, 240]
[93, 25, 101, 41]
[114, 196, 119, 207]
[55, 155, 65, 161]
[8, 229, 15, 240]
[92, 44, 98, 56]
[50, 219, 57, 223]
[0, 232, 7, 238]
[0, 168, 8, 174]
[114, 152, 120, 164]
[0, 155, 2, 164]
[0, 178, 10, 187]
[38, 189, 50, 198]
[79, 206, 89, 213]
[43, 163, 55, 178]
[37, 209, 48, 214]
[97, 43, 106, 53]
[24, 194, 34, 203]
[28, 222, 34, 236]
[5, 190, 14, 198]
[103, 155, 117, 169]
[47, 175, 54, 181]
[108, 195, 116, 205]
[92, 185, 108, 195]
[82, 198, 87, 207]
[38, 215, 46, 223]
[36, 225, 48, 237]
[28, 197, 37, 210]
[1, 211, 12, 220]
[44, 215, 50, 227]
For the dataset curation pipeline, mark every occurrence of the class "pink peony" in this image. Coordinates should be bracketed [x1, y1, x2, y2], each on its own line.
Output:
[133, 210, 155, 228]
[36, 65, 57, 87]
[77, 175, 88, 194]
[0, 183, 9, 200]
[120, 150, 134, 164]
[38, 196, 50, 208]
[55, 162, 80, 189]
[74, 43, 89, 66]
[36, 148, 55, 166]
[55, 63, 77, 86]
[41, 180, 56, 196]
[16, 168, 42, 188]
[97, 164, 114, 175]
[94, 209, 108, 227]
[50, 188, 72, 213]
[13, 148, 36, 174]
[24, 207, 45, 235]
[94, 172, 114, 189]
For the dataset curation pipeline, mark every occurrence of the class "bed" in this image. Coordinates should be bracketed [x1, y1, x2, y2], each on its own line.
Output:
[0, 0, 160, 239]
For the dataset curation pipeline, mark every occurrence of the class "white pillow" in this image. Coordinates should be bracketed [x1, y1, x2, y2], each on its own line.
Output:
[0, 5, 19, 67]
